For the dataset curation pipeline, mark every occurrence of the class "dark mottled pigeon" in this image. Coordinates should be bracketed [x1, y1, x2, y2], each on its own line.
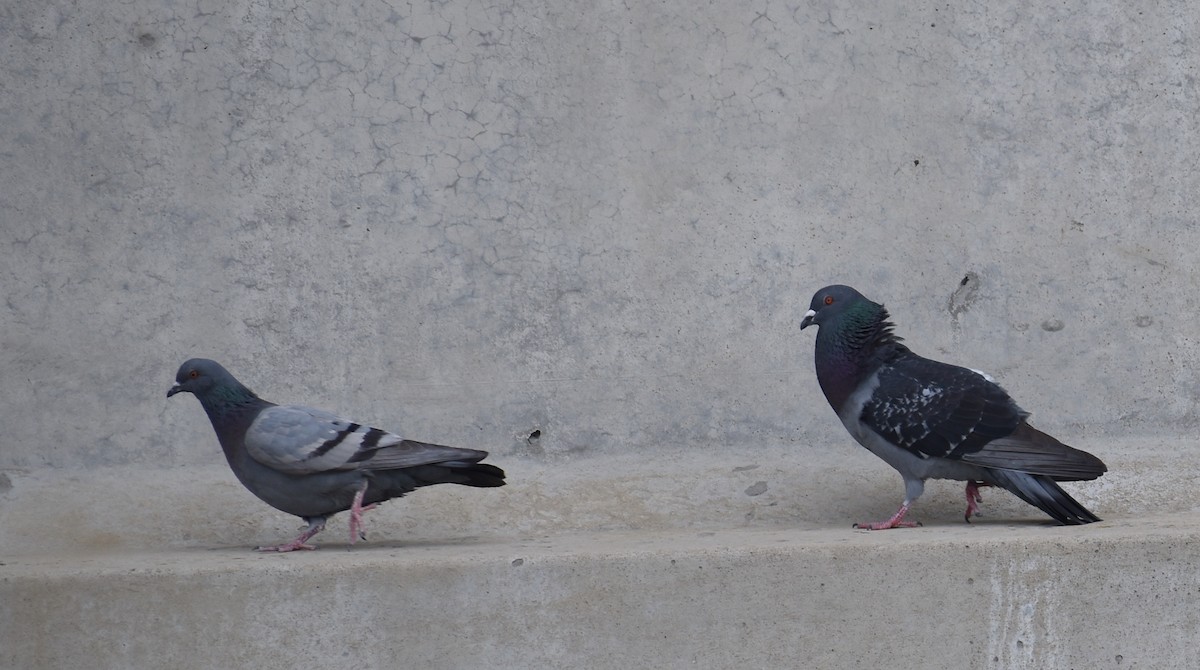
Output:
[800, 285, 1106, 529]
[168, 358, 505, 551]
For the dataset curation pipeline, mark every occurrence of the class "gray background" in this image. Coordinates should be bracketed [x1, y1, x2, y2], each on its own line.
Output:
[3, 0, 1196, 472]
[4, 3, 1200, 668]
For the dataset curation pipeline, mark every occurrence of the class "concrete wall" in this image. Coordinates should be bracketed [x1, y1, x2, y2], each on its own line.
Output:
[3, 0, 1198, 474]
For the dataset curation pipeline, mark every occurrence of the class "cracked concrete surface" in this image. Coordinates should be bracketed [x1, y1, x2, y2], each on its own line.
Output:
[3, 0, 1200, 667]
[5, 0, 1200, 470]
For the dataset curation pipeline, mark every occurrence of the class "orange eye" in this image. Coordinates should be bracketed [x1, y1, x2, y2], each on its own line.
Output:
[824, 295, 834, 305]
[189, 370, 199, 379]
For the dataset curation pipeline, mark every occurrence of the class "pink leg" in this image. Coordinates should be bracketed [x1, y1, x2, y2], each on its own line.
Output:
[854, 502, 922, 530]
[256, 518, 325, 552]
[964, 481, 990, 522]
[348, 482, 378, 545]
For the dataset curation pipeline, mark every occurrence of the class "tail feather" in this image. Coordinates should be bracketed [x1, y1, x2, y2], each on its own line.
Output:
[442, 461, 506, 488]
[404, 461, 507, 488]
[963, 423, 1107, 481]
[986, 468, 1100, 525]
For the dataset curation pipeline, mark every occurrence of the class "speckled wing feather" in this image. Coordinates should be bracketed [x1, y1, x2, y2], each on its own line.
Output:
[244, 405, 487, 475]
[858, 353, 1027, 462]
[860, 352, 1105, 480]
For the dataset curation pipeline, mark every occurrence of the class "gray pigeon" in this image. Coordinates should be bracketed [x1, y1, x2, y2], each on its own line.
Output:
[800, 285, 1106, 529]
[168, 358, 506, 551]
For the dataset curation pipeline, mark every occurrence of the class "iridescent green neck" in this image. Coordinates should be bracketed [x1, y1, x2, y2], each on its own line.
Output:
[197, 382, 268, 433]
[814, 300, 906, 408]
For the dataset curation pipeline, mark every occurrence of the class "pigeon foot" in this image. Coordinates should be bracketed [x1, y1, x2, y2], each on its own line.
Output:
[255, 541, 319, 553]
[255, 519, 325, 552]
[348, 483, 378, 544]
[854, 502, 921, 530]
[964, 481, 990, 522]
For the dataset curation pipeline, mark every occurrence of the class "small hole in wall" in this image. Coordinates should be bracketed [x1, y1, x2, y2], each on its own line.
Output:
[961, 275, 970, 286]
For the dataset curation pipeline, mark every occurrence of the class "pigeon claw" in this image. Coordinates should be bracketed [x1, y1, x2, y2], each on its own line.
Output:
[853, 520, 922, 530]
[853, 502, 920, 530]
[255, 518, 326, 553]
[964, 481, 989, 523]
[255, 541, 319, 553]
[347, 482, 378, 545]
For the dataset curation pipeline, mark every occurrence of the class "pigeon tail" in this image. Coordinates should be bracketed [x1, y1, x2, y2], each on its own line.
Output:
[962, 422, 1108, 482]
[381, 461, 507, 490]
[984, 468, 1101, 525]
[436, 461, 507, 488]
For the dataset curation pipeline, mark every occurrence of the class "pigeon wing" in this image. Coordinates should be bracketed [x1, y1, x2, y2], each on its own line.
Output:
[244, 405, 488, 474]
[859, 354, 1027, 462]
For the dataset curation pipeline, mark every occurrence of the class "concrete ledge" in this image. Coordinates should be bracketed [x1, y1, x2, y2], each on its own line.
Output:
[0, 436, 1186, 554]
[3, 517, 1200, 669]
[2, 438, 1197, 668]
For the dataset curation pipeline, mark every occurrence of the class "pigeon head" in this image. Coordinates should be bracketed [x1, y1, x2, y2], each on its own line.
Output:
[800, 285, 906, 410]
[799, 284, 873, 330]
[168, 358, 255, 402]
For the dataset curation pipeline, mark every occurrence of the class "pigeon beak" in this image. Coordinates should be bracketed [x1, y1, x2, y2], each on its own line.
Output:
[800, 308, 817, 330]
[167, 383, 183, 398]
